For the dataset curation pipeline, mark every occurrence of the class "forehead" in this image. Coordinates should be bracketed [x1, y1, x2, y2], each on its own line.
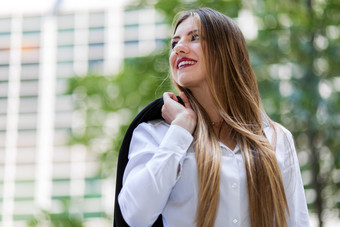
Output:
[173, 16, 199, 37]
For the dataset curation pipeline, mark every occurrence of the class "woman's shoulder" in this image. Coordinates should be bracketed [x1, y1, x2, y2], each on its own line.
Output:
[262, 113, 294, 146]
[135, 119, 169, 134]
[272, 122, 294, 145]
[266, 121, 297, 172]
[132, 119, 193, 150]
[263, 119, 296, 158]
[132, 119, 170, 144]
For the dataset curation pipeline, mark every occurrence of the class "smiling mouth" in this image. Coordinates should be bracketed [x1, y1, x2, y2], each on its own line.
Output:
[177, 60, 197, 69]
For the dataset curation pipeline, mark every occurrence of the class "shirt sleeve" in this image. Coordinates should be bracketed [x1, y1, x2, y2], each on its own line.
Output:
[118, 120, 193, 227]
[280, 129, 310, 227]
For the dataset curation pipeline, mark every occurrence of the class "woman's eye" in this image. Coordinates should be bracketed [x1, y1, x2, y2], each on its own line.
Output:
[192, 34, 199, 41]
[171, 41, 178, 49]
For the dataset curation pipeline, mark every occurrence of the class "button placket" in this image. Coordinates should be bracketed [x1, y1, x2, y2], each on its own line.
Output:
[231, 153, 241, 226]
[220, 143, 241, 226]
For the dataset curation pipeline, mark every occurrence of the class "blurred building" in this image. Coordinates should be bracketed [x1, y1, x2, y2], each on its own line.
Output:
[0, 0, 169, 226]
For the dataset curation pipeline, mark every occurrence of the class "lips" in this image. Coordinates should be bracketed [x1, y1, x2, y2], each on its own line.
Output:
[177, 57, 197, 69]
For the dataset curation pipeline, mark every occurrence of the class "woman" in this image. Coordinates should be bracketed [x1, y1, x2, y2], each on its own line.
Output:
[116, 7, 309, 227]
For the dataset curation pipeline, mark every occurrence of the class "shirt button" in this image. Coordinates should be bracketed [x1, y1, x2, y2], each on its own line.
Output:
[231, 182, 237, 189]
[233, 219, 238, 224]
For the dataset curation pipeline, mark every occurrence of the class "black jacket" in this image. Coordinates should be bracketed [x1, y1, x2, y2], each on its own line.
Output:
[114, 97, 184, 227]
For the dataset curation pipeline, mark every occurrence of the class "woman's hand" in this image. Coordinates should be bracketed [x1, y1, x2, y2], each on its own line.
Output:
[162, 92, 197, 134]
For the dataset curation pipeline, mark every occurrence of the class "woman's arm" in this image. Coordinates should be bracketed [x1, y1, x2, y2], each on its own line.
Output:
[118, 120, 193, 227]
[280, 129, 310, 227]
[119, 92, 197, 227]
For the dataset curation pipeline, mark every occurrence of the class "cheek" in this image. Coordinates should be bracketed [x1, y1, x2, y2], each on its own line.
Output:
[169, 54, 176, 70]
[169, 55, 178, 79]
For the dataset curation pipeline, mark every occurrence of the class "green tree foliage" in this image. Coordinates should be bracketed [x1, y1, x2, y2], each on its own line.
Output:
[67, 0, 340, 226]
[246, 1, 340, 226]
[27, 200, 83, 227]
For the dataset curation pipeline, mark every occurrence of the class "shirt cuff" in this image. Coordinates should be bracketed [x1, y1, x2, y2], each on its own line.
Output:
[159, 124, 193, 156]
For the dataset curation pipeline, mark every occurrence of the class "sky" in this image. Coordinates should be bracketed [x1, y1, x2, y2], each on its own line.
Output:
[0, 0, 125, 14]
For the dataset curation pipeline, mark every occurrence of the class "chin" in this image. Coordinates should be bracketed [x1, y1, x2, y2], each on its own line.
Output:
[176, 79, 192, 88]
[177, 83, 196, 91]
[178, 77, 202, 88]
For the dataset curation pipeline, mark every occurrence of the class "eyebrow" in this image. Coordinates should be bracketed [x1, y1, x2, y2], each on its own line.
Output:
[172, 29, 199, 40]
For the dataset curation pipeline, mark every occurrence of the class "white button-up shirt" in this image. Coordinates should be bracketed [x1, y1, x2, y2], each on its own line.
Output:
[118, 119, 310, 227]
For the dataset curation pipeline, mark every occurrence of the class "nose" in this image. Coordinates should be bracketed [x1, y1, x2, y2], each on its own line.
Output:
[174, 41, 189, 54]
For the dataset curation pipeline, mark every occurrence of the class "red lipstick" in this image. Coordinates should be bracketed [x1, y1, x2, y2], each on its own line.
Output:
[177, 57, 197, 69]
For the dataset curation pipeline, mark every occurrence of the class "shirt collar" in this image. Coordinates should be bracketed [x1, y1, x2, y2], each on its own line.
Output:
[219, 142, 240, 155]
[261, 110, 270, 128]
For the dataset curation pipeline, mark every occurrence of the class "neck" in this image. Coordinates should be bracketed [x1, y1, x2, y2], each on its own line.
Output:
[189, 85, 236, 150]
[190, 85, 221, 123]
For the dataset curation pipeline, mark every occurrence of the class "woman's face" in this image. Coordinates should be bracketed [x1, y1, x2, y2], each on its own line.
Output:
[169, 16, 207, 90]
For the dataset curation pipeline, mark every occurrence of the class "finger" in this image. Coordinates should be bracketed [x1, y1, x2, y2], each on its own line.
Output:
[168, 92, 178, 102]
[163, 92, 175, 102]
[179, 92, 192, 109]
[163, 92, 179, 105]
[161, 105, 170, 123]
[163, 92, 171, 104]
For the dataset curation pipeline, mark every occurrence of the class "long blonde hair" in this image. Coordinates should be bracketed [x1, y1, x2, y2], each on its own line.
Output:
[172, 8, 289, 227]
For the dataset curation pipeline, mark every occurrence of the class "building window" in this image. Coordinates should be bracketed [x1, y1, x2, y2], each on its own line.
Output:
[22, 16, 41, 32]
[0, 17, 11, 33]
[18, 113, 37, 130]
[0, 98, 7, 114]
[21, 63, 39, 80]
[88, 27, 104, 44]
[13, 200, 35, 219]
[0, 113, 6, 131]
[89, 11, 105, 28]
[16, 147, 36, 164]
[52, 163, 71, 180]
[15, 163, 36, 179]
[21, 47, 40, 64]
[20, 80, 39, 97]
[19, 96, 38, 114]
[57, 29, 74, 46]
[57, 45, 74, 62]
[88, 59, 104, 73]
[15, 180, 35, 198]
[0, 81, 8, 97]
[56, 61, 74, 78]
[124, 40, 139, 57]
[88, 43, 104, 60]
[0, 48, 10, 65]
[55, 78, 69, 96]
[55, 111, 73, 129]
[0, 130, 5, 148]
[52, 179, 70, 197]
[0, 64, 9, 81]
[55, 95, 74, 112]
[57, 14, 75, 30]
[54, 128, 71, 146]
[124, 10, 139, 25]
[22, 31, 40, 49]
[17, 131, 37, 148]
[0, 32, 11, 49]
[85, 177, 102, 196]
[124, 24, 139, 41]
